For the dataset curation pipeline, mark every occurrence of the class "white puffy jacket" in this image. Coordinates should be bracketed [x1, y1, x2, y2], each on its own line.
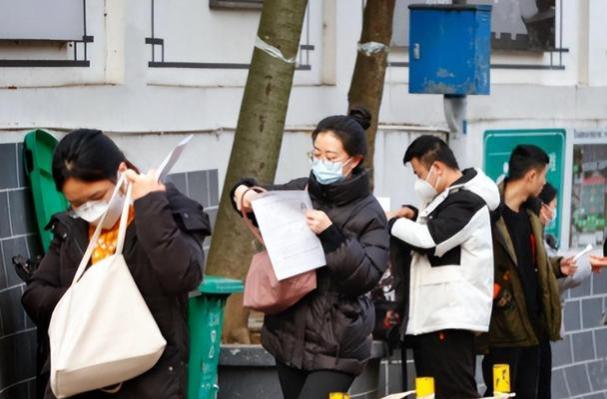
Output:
[390, 168, 500, 335]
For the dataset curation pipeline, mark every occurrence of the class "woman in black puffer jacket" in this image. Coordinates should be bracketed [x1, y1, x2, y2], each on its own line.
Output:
[232, 108, 389, 399]
[22, 129, 209, 398]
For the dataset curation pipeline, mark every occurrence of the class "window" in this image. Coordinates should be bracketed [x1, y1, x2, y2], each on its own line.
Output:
[391, 0, 556, 51]
[0, 0, 85, 41]
[570, 142, 607, 248]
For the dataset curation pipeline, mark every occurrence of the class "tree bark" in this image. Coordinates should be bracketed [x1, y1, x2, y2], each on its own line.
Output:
[347, 0, 396, 187]
[206, 0, 308, 343]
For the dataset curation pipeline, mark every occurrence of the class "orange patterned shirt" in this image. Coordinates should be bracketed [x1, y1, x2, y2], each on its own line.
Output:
[88, 207, 135, 264]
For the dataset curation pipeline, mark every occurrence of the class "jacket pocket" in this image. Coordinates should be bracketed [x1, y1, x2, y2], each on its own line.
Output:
[491, 301, 528, 343]
[418, 265, 462, 285]
[333, 298, 371, 359]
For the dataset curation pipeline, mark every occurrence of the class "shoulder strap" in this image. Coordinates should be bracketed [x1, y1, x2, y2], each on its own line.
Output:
[71, 175, 131, 286]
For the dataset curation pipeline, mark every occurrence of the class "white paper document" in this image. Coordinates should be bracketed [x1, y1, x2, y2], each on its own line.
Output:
[155, 134, 193, 182]
[573, 244, 594, 262]
[251, 191, 327, 280]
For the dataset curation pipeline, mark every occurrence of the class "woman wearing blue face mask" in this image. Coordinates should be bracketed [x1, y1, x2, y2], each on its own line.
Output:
[231, 108, 390, 399]
[22, 129, 210, 398]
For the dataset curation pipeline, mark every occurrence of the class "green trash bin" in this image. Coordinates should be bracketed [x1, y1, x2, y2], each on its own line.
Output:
[23, 129, 68, 251]
[188, 275, 244, 399]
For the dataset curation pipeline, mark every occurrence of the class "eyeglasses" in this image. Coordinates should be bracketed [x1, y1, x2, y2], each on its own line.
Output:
[306, 151, 349, 164]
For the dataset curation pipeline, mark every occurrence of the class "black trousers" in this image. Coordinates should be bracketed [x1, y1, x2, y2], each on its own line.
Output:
[276, 362, 355, 399]
[482, 345, 540, 399]
[537, 339, 552, 399]
[409, 330, 479, 399]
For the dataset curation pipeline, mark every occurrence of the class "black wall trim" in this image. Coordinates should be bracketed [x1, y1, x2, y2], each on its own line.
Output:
[148, 62, 249, 69]
[148, 61, 312, 71]
[0, 60, 90, 67]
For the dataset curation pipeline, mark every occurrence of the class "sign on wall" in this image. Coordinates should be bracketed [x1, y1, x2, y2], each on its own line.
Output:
[483, 129, 566, 244]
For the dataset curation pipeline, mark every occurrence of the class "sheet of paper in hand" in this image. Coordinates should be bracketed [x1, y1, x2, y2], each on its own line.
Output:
[155, 134, 193, 182]
[251, 190, 327, 281]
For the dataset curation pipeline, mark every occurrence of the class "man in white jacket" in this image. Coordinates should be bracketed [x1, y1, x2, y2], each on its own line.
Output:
[387, 136, 500, 398]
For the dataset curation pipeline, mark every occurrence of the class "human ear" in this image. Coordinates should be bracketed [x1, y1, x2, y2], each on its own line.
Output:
[350, 155, 364, 170]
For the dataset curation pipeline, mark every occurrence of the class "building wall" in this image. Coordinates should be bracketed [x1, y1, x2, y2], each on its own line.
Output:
[0, 142, 40, 399]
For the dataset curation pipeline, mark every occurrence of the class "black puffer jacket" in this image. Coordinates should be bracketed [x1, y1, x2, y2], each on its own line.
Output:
[22, 184, 210, 399]
[232, 171, 389, 375]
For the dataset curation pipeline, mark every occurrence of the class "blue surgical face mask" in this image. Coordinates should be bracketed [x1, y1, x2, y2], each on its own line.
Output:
[311, 158, 351, 185]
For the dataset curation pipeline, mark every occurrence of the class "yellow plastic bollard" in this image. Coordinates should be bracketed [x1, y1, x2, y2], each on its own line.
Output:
[329, 393, 350, 399]
[416, 377, 435, 399]
[493, 364, 511, 394]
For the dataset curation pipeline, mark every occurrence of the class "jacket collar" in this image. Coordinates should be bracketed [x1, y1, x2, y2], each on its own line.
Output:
[307, 170, 371, 207]
[420, 168, 477, 217]
[449, 167, 477, 189]
[494, 180, 545, 267]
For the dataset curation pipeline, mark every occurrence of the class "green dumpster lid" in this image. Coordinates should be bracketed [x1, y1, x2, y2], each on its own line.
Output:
[197, 275, 244, 295]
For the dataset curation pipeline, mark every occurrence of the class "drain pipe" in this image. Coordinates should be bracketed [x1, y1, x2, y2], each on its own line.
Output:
[445, 0, 468, 136]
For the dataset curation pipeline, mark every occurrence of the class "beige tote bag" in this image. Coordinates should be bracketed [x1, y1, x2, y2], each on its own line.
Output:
[48, 177, 166, 398]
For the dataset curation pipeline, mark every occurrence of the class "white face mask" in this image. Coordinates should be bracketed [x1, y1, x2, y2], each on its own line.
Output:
[73, 191, 125, 230]
[414, 167, 439, 204]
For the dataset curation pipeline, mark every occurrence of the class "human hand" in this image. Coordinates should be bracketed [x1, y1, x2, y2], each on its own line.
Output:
[306, 209, 332, 234]
[385, 206, 416, 221]
[589, 255, 607, 273]
[233, 185, 260, 213]
[560, 257, 578, 277]
[123, 169, 165, 201]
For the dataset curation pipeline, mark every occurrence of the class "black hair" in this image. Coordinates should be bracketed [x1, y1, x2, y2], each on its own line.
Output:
[538, 182, 557, 204]
[52, 129, 135, 191]
[312, 107, 371, 170]
[507, 144, 549, 181]
[403, 135, 459, 170]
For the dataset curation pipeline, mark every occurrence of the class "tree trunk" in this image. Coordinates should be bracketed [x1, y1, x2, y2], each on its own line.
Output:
[206, 0, 308, 343]
[347, 0, 396, 187]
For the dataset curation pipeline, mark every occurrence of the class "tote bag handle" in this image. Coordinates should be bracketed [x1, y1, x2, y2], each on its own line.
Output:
[71, 174, 132, 286]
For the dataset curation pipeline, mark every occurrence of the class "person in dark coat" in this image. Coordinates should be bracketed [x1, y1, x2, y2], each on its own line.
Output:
[22, 129, 210, 399]
[232, 108, 390, 399]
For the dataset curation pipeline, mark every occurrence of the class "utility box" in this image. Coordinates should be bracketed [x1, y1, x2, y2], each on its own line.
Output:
[408, 4, 492, 95]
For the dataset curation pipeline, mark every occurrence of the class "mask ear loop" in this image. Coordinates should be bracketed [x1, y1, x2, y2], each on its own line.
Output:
[425, 165, 435, 183]
[342, 158, 354, 176]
